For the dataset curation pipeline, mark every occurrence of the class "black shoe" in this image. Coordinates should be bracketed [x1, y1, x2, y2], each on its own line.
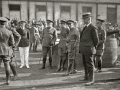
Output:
[49, 66, 53, 69]
[56, 68, 61, 72]
[40, 66, 45, 69]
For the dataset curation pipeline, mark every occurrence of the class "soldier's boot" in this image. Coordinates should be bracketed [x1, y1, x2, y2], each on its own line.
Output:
[49, 57, 52, 69]
[61, 59, 66, 71]
[35, 44, 38, 52]
[98, 60, 102, 72]
[40, 58, 46, 69]
[56, 59, 62, 71]
[10, 61, 17, 80]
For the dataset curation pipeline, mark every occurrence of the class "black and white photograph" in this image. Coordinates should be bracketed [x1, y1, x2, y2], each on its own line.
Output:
[0, 0, 120, 90]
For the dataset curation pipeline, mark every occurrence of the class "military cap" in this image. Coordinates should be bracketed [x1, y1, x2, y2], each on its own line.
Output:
[97, 19, 105, 23]
[106, 22, 111, 26]
[113, 23, 118, 27]
[0, 17, 8, 22]
[33, 21, 40, 25]
[47, 20, 54, 23]
[60, 20, 66, 24]
[19, 20, 26, 24]
[5, 17, 10, 21]
[82, 12, 92, 19]
[67, 20, 74, 24]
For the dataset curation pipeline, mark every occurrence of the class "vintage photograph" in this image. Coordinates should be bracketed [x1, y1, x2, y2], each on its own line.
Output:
[0, 0, 120, 90]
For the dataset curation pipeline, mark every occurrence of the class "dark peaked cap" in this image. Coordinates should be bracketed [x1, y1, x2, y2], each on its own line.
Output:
[67, 20, 74, 24]
[97, 19, 105, 23]
[5, 17, 10, 21]
[82, 13, 92, 19]
[19, 20, 26, 24]
[0, 17, 8, 22]
[47, 20, 54, 23]
[60, 20, 66, 24]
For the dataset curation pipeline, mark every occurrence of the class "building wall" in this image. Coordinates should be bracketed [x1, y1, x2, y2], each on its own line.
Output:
[1, 0, 120, 26]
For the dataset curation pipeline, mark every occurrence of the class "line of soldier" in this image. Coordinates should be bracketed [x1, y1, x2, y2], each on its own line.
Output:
[0, 12, 120, 85]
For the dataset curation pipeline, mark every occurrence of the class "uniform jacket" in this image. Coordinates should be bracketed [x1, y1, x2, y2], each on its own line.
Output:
[58, 27, 69, 48]
[42, 27, 57, 47]
[79, 23, 99, 55]
[97, 27, 106, 50]
[67, 27, 79, 52]
[17, 27, 30, 47]
[0, 26, 15, 55]
[29, 27, 36, 43]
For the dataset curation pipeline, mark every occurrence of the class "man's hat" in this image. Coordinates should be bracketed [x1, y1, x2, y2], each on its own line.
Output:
[82, 12, 92, 19]
[113, 23, 118, 27]
[66, 20, 74, 24]
[97, 19, 105, 23]
[33, 21, 40, 25]
[106, 22, 111, 26]
[60, 20, 66, 24]
[47, 20, 54, 23]
[19, 20, 26, 24]
[5, 17, 10, 21]
[0, 17, 8, 22]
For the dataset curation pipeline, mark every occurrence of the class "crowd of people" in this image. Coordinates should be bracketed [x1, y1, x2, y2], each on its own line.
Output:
[0, 12, 120, 86]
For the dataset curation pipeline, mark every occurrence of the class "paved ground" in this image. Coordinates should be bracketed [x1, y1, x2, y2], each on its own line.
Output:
[0, 45, 120, 90]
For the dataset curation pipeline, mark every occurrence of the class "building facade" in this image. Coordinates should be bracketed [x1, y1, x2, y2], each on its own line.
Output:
[1, 0, 120, 26]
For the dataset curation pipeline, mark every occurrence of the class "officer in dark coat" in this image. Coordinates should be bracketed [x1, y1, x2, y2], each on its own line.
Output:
[0, 17, 15, 85]
[94, 19, 106, 72]
[79, 13, 99, 86]
[57, 20, 69, 71]
[40, 20, 57, 69]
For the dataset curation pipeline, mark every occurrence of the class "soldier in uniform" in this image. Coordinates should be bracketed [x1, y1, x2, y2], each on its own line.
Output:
[94, 19, 106, 73]
[5, 17, 21, 80]
[0, 17, 15, 85]
[65, 20, 79, 75]
[40, 20, 57, 69]
[57, 20, 69, 72]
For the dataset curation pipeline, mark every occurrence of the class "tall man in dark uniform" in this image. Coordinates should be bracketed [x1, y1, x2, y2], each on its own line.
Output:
[57, 20, 69, 71]
[66, 20, 79, 75]
[94, 19, 106, 73]
[79, 13, 99, 86]
[40, 20, 57, 69]
[0, 17, 15, 85]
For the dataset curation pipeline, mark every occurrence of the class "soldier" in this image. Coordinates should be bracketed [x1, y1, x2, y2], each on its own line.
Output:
[5, 17, 21, 80]
[0, 17, 15, 85]
[94, 19, 106, 73]
[40, 20, 57, 69]
[65, 20, 79, 75]
[57, 20, 69, 72]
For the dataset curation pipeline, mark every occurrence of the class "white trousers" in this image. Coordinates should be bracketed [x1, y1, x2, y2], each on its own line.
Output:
[19, 47, 29, 66]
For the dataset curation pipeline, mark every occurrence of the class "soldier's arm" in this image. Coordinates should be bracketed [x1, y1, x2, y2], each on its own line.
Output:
[74, 30, 80, 47]
[98, 30, 106, 45]
[12, 28, 21, 46]
[107, 30, 119, 36]
[91, 27, 99, 48]
[9, 31, 15, 47]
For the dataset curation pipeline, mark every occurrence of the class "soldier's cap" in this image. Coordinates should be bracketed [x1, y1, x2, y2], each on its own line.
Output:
[66, 20, 74, 24]
[113, 23, 118, 27]
[60, 20, 66, 24]
[5, 17, 10, 21]
[33, 21, 40, 25]
[82, 12, 92, 19]
[97, 19, 105, 23]
[106, 22, 111, 26]
[47, 20, 54, 23]
[19, 20, 26, 24]
[0, 17, 8, 22]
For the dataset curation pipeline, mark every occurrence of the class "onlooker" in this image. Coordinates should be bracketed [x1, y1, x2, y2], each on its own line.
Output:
[17, 21, 30, 68]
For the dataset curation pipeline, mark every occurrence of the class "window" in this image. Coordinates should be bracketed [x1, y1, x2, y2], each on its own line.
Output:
[61, 6, 71, 12]
[107, 7, 116, 25]
[82, 6, 92, 13]
[36, 5, 46, 11]
[9, 4, 20, 11]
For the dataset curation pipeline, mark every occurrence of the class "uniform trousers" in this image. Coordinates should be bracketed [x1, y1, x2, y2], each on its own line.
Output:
[19, 47, 29, 66]
[82, 54, 94, 82]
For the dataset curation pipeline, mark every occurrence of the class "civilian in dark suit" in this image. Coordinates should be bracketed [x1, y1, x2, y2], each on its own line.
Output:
[79, 13, 99, 86]
[0, 17, 15, 85]
[17, 21, 30, 68]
